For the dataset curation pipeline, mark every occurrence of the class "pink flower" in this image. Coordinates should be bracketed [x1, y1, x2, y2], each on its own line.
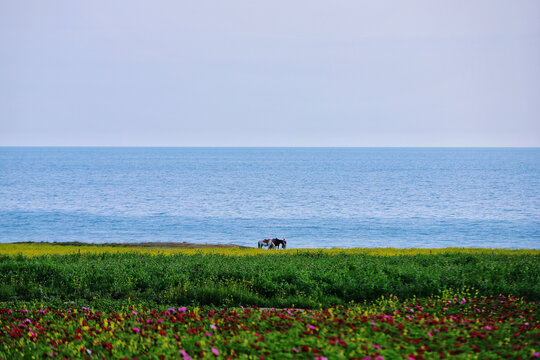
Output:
[179, 349, 191, 360]
[132, 327, 140, 334]
[205, 332, 212, 337]
[532, 352, 540, 358]
[211, 347, 219, 356]
[179, 307, 187, 312]
[210, 324, 217, 330]
[132, 310, 137, 315]
[375, 357, 385, 360]
[308, 324, 316, 330]
[484, 326, 492, 331]
[316, 357, 328, 360]
[21, 309, 28, 313]
[373, 344, 381, 349]
[427, 332, 433, 337]
[292, 347, 299, 353]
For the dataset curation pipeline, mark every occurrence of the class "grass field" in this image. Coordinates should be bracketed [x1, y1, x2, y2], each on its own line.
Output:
[1, 243, 539, 359]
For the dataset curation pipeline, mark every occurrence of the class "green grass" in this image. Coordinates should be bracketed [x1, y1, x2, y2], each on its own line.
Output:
[0, 252, 539, 308]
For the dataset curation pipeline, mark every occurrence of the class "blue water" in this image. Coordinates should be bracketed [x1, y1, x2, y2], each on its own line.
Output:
[0, 147, 539, 248]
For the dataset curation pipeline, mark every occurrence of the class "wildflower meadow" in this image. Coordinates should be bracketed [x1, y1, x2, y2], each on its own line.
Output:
[0, 244, 539, 359]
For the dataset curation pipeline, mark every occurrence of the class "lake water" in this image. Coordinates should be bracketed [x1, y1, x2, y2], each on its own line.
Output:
[0, 147, 539, 248]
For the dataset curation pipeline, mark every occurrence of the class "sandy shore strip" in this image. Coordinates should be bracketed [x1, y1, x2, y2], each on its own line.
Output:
[11, 241, 249, 249]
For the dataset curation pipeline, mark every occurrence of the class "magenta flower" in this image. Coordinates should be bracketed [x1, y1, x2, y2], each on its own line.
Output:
[179, 349, 191, 360]
[132, 327, 140, 334]
[532, 352, 540, 358]
[373, 344, 381, 349]
[292, 347, 299, 353]
[179, 307, 187, 312]
[308, 324, 316, 330]
[210, 324, 217, 330]
[427, 332, 433, 337]
[211, 347, 219, 356]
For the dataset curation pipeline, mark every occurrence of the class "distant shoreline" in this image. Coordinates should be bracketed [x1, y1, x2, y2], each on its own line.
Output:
[4, 242, 540, 252]
[8, 241, 249, 249]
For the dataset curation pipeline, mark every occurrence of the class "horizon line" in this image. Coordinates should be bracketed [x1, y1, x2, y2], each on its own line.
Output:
[1, 145, 539, 149]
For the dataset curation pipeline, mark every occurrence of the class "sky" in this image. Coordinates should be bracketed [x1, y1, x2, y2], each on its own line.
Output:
[1, 1, 539, 147]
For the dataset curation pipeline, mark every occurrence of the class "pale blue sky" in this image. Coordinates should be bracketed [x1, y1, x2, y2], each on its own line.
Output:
[1, 1, 539, 146]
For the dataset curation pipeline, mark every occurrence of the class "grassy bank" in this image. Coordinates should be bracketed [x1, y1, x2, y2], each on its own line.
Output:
[1, 244, 539, 308]
[1, 244, 539, 359]
[1, 242, 538, 256]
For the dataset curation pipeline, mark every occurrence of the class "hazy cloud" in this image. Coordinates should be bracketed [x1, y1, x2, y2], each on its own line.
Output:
[1, 1, 539, 146]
